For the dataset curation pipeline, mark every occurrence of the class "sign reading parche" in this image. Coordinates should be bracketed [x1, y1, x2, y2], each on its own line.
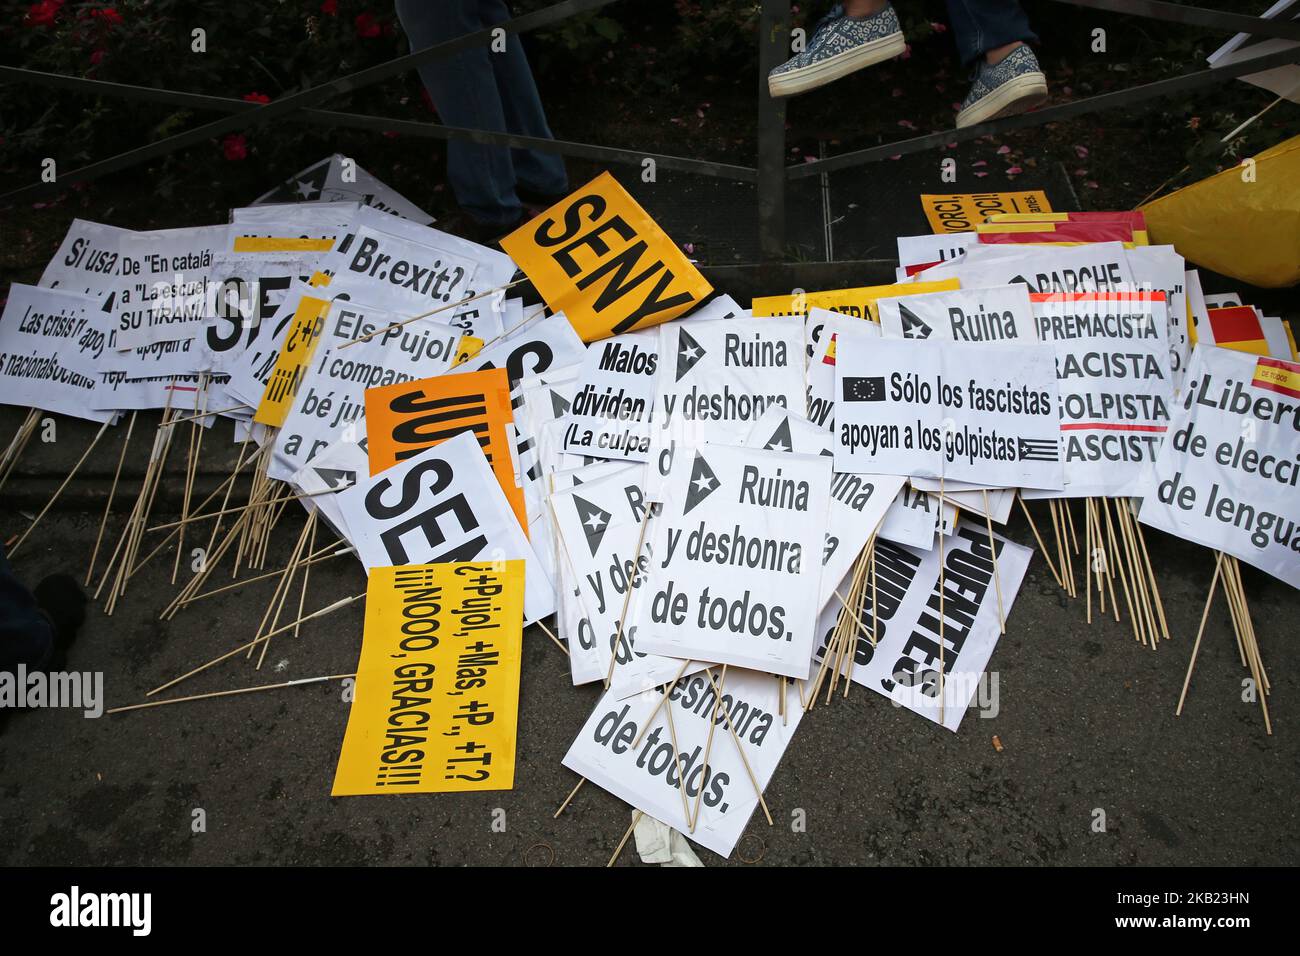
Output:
[1136, 345, 1300, 590]
[637, 443, 831, 680]
[834, 338, 1065, 491]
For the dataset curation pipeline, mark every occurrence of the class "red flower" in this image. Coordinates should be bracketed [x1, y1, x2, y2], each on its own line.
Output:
[242, 92, 271, 104]
[354, 12, 381, 38]
[222, 134, 248, 161]
[90, 6, 122, 24]
[90, 48, 106, 65]
[321, 0, 338, 15]
[25, 1, 64, 28]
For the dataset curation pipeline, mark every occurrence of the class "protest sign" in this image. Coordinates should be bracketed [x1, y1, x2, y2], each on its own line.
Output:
[39, 219, 133, 294]
[547, 461, 631, 685]
[879, 484, 958, 550]
[877, 284, 1035, 342]
[332, 561, 524, 795]
[452, 311, 587, 391]
[270, 300, 462, 481]
[834, 338, 1064, 490]
[562, 329, 657, 462]
[0, 284, 114, 423]
[813, 523, 1030, 731]
[103, 225, 230, 350]
[563, 667, 801, 858]
[918, 241, 1136, 296]
[198, 253, 319, 376]
[550, 463, 692, 695]
[750, 278, 960, 327]
[920, 191, 1052, 234]
[1136, 345, 1300, 589]
[744, 409, 904, 613]
[290, 431, 370, 540]
[500, 172, 712, 341]
[252, 287, 335, 427]
[1127, 244, 1189, 388]
[1022, 292, 1173, 500]
[255, 153, 435, 224]
[896, 232, 978, 276]
[223, 277, 328, 411]
[335, 430, 554, 621]
[975, 219, 1136, 246]
[637, 443, 831, 679]
[324, 223, 479, 315]
[364, 368, 525, 529]
[805, 312, 881, 431]
[651, 315, 804, 455]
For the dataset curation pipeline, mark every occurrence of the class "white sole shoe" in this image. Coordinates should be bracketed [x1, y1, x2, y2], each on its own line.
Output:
[955, 72, 1049, 128]
[768, 32, 907, 98]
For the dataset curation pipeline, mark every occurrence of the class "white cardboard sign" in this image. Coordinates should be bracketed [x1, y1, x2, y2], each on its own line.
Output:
[1136, 345, 1300, 590]
[637, 443, 831, 680]
[0, 284, 115, 423]
[335, 430, 555, 621]
[834, 338, 1065, 490]
[562, 667, 802, 858]
[813, 523, 1030, 731]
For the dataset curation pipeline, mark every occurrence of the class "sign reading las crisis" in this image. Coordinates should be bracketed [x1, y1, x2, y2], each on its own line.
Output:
[500, 172, 712, 342]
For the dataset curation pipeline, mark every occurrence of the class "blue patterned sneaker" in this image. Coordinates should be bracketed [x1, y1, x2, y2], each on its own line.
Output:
[955, 44, 1048, 128]
[768, 3, 906, 98]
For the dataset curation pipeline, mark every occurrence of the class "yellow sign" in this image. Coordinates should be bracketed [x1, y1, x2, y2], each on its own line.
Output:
[751, 278, 960, 322]
[253, 290, 333, 427]
[499, 171, 712, 342]
[920, 191, 1052, 233]
[231, 236, 335, 253]
[332, 561, 525, 796]
[453, 335, 484, 367]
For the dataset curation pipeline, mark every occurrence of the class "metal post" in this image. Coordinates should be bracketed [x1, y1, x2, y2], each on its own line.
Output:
[757, 0, 791, 262]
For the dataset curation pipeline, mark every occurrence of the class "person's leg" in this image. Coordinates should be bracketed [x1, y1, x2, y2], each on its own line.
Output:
[394, 0, 524, 227]
[944, 0, 1038, 66]
[947, 0, 1046, 127]
[768, 1, 907, 98]
[0, 544, 55, 673]
[478, 0, 568, 199]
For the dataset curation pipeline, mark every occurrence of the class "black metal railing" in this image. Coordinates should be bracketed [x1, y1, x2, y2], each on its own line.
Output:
[1, 0, 1296, 262]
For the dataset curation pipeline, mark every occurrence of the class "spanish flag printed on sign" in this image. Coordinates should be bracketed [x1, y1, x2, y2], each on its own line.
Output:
[1252, 356, 1300, 401]
[1205, 306, 1269, 357]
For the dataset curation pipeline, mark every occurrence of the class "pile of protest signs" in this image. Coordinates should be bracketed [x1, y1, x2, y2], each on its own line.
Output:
[2, 166, 1296, 863]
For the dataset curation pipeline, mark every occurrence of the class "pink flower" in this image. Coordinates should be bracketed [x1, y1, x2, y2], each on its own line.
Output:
[222, 134, 248, 161]
[1006, 165, 1023, 175]
[996, 145, 1011, 155]
[354, 12, 382, 38]
[24, 0, 64, 27]
[1074, 145, 1089, 158]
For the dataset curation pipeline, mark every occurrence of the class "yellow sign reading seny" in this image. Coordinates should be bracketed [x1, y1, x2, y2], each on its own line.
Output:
[500, 171, 712, 342]
[332, 561, 525, 796]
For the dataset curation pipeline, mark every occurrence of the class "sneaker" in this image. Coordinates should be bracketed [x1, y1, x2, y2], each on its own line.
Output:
[955, 45, 1048, 128]
[768, 3, 906, 99]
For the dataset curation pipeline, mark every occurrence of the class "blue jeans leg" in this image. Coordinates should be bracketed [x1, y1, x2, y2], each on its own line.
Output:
[944, 0, 1039, 66]
[395, 0, 566, 226]
[0, 543, 53, 673]
[481, 0, 569, 196]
